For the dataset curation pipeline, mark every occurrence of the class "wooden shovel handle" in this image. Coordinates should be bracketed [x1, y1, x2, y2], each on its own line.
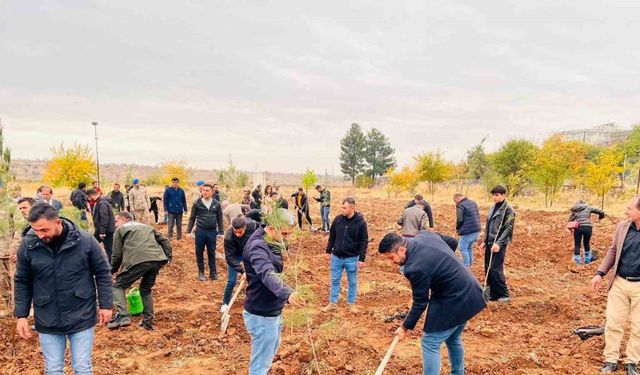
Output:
[374, 336, 400, 375]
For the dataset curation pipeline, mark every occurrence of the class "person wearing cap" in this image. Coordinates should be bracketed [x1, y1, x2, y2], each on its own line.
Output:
[128, 179, 151, 225]
[314, 185, 331, 232]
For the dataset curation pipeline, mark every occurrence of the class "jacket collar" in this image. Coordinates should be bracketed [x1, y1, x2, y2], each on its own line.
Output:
[24, 218, 81, 254]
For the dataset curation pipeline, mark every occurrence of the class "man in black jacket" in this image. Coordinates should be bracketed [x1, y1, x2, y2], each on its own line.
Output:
[186, 184, 224, 281]
[87, 188, 116, 264]
[70, 182, 90, 222]
[321, 197, 368, 314]
[406, 194, 434, 230]
[221, 216, 258, 312]
[14, 203, 112, 374]
[378, 232, 486, 375]
[107, 183, 126, 213]
[252, 184, 263, 209]
[479, 185, 516, 302]
[291, 188, 313, 230]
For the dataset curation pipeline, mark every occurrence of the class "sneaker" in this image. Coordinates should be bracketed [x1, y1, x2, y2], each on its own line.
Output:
[320, 304, 337, 313]
[600, 362, 618, 373]
[220, 304, 228, 313]
[585, 251, 593, 265]
[140, 320, 154, 331]
[348, 305, 361, 314]
[626, 363, 639, 375]
[107, 313, 131, 329]
[496, 297, 511, 303]
[198, 273, 207, 281]
[573, 255, 582, 265]
[209, 274, 218, 281]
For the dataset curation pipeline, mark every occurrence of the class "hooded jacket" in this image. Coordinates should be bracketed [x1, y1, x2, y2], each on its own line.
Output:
[14, 219, 112, 334]
[326, 212, 369, 262]
[92, 195, 116, 235]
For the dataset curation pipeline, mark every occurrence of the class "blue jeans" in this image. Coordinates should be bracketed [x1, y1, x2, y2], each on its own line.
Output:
[195, 228, 217, 276]
[422, 323, 466, 375]
[38, 327, 95, 375]
[458, 231, 480, 267]
[223, 256, 243, 305]
[330, 255, 359, 305]
[320, 206, 331, 231]
[243, 310, 283, 375]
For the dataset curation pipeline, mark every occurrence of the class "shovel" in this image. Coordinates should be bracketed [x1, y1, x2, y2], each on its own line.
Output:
[220, 277, 246, 335]
[374, 336, 400, 375]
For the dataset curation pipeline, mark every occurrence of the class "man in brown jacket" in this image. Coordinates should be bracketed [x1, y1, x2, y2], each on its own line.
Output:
[591, 197, 640, 374]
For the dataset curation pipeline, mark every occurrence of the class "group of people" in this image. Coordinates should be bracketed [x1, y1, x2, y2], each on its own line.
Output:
[4, 177, 640, 375]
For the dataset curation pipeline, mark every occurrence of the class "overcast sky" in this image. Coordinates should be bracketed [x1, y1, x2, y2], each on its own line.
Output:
[1, 1, 639, 173]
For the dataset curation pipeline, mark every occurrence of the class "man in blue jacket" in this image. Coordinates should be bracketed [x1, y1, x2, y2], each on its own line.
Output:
[378, 232, 486, 375]
[243, 208, 304, 375]
[163, 177, 188, 240]
[14, 202, 113, 374]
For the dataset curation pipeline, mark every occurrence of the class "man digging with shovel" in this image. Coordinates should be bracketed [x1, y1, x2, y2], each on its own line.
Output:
[378, 232, 486, 375]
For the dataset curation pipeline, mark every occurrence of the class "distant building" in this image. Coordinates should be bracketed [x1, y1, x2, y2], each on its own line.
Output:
[557, 123, 632, 146]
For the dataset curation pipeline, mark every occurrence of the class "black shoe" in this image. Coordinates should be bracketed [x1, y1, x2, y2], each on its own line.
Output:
[626, 363, 639, 375]
[198, 273, 207, 281]
[140, 320, 154, 331]
[107, 313, 131, 329]
[601, 362, 619, 373]
[209, 274, 218, 281]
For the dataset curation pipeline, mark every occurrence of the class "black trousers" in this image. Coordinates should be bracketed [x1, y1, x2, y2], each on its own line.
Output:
[484, 242, 509, 300]
[297, 208, 312, 229]
[95, 232, 114, 264]
[573, 226, 592, 255]
[113, 261, 162, 322]
[150, 208, 159, 224]
[195, 228, 217, 276]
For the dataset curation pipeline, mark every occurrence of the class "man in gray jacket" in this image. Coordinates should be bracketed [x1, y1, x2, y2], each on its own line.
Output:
[108, 212, 172, 331]
[398, 200, 429, 237]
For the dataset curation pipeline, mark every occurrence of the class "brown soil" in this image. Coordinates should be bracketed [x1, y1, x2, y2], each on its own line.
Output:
[0, 197, 619, 374]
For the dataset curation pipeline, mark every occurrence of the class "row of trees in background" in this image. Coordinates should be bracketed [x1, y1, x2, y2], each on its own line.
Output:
[339, 123, 396, 185]
[42, 143, 251, 190]
[384, 125, 640, 208]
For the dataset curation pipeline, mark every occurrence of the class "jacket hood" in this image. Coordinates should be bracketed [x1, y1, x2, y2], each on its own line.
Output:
[571, 202, 589, 212]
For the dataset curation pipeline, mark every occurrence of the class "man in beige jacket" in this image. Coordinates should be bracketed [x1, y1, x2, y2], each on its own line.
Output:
[591, 197, 640, 375]
[128, 178, 150, 225]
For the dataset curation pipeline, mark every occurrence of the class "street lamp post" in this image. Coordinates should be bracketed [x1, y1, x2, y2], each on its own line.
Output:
[92, 121, 100, 188]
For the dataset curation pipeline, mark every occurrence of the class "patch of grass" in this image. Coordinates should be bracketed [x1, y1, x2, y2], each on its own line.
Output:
[296, 284, 316, 303]
[284, 308, 312, 328]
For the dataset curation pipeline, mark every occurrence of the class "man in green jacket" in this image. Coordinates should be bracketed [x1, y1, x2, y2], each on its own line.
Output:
[108, 211, 172, 331]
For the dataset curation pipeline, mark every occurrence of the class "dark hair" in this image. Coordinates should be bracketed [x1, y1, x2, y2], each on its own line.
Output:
[114, 182, 120, 187]
[17, 197, 36, 206]
[78, 182, 87, 189]
[41, 185, 53, 194]
[378, 233, 405, 253]
[342, 197, 356, 206]
[86, 188, 98, 197]
[490, 185, 507, 195]
[28, 202, 59, 222]
[298, 187, 304, 192]
[202, 183, 214, 190]
[92, 180, 98, 184]
[231, 216, 247, 229]
[414, 194, 423, 201]
[264, 185, 273, 195]
[315, 185, 322, 189]
[117, 211, 133, 221]
[172, 177, 179, 182]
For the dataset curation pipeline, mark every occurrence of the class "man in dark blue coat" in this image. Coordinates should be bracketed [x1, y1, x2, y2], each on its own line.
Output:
[378, 231, 486, 375]
[14, 202, 113, 374]
[163, 177, 188, 240]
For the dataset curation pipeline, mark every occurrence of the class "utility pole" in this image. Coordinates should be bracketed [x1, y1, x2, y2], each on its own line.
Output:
[92, 121, 100, 188]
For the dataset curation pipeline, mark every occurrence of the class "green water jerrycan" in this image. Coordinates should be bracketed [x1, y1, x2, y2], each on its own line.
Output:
[127, 287, 144, 315]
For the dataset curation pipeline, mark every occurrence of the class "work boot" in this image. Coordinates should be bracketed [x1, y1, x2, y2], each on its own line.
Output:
[585, 251, 593, 265]
[320, 304, 337, 313]
[601, 362, 618, 373]
[626, 363, 639, 375]
[198, 273, 207, 281]
[107, 313, 131, 329]
[348, 305, 361, 314]
[209, 274, 218, 281]
[573, 255, 582, 265]
[140, 320, 154, 331]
